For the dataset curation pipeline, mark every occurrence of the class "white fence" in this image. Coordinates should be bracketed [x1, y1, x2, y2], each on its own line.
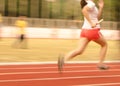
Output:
[3, 17, 120, 30]
[1, 26, 120, 40]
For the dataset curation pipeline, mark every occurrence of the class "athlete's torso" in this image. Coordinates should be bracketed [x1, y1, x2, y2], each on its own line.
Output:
[15, 20, 27, 34]
[82, 0, 100, 29]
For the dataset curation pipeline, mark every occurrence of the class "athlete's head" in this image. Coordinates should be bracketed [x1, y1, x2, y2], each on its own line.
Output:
[80, 0, 95, 9]
[19, 16, 26, 21]
[80, 0, 87, 9]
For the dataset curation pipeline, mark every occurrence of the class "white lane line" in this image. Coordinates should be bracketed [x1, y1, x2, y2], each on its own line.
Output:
[0, 65, 119, 70]
[0, 61, 119, 65]
[0, 75, 120, 83]
[73, 83, 120, 86]
[0, 69, 120, 75]
[0, 66, 96, 69]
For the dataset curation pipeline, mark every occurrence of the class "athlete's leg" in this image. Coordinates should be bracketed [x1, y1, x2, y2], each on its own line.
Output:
[58, 37, 90, 73]
[20, 34, 28, 49]
[64, 37, 90, 61]
[11, 35, 21, 48]
[93, 33, 108, 69]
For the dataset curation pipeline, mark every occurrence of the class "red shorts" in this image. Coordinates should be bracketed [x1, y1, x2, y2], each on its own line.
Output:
[80, 29, 101, 40]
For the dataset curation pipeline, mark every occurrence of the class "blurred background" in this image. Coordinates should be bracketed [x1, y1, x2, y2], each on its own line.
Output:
[0, 0, 119, 29]
[0, 0, 119, 62]
[0, 0, 119, 21]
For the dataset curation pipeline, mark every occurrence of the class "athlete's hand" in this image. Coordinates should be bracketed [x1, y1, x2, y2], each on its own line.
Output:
[91, 23, 97, 28]
[98, 0, 104, 9]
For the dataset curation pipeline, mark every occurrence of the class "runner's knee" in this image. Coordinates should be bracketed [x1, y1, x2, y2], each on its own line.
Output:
[100, 42, 108, 47]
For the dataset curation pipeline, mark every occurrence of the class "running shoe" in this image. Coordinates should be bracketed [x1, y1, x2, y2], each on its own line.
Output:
[98, 65, 109, 70]
[58, 54, 64, 73]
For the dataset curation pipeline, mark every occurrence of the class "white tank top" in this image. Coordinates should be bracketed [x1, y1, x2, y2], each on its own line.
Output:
[82, 0, 100, 29]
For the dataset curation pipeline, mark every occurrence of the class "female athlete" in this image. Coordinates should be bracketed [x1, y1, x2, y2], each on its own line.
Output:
[58, 0, 109, 72]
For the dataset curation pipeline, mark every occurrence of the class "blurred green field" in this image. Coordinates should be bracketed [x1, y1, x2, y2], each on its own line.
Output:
[0, 38, 119, 62]
[0, 0, 119, 21]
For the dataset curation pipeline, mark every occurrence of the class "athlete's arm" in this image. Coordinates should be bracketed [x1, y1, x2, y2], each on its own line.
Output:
[97, 0, 104, 19]
[82, 6, 96, 28]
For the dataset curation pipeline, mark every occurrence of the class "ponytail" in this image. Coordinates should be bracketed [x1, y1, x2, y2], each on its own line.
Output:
[80, 0, 87, 9]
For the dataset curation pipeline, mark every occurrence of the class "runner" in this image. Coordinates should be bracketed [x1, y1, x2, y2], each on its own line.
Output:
[58, 0, 109, 73]
[12, 16, 28, 49]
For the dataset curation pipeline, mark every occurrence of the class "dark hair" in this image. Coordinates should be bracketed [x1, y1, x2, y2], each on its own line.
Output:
[80, 0, 87, 9]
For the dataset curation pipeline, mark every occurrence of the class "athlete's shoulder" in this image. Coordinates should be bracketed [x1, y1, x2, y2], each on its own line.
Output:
[86, 1, 95, 9]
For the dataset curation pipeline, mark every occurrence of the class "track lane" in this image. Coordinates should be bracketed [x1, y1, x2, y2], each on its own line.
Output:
[0, 64, 119, 73]
[0, 70, 120, 80]
[0, 62, 119, 86]
[0, 76, 120, 86]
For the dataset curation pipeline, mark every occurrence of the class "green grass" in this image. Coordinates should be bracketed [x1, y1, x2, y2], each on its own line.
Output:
[0, 38, 119, 62]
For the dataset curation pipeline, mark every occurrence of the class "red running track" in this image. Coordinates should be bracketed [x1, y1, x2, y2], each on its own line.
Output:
[0, 62, 120, 86]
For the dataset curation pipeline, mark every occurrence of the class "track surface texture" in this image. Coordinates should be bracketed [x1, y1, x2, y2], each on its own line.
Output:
[0, 62, 120, 86]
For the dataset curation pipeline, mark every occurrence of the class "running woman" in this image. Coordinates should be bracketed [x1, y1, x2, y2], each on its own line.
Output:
[58, 0, 109, 72]
[12, 16, 28, 49]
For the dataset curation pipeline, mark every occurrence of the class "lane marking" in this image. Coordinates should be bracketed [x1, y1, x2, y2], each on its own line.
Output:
[0, 75, 120, 82]
[73, 82, 120, 86]
[0, 61, 119, 65]
[0, 69, 120, 75]
[0, 65, 119, 70]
